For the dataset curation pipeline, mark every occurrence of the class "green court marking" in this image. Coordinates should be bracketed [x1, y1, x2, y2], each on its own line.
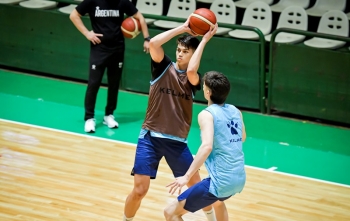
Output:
[1, 69, 350, 186]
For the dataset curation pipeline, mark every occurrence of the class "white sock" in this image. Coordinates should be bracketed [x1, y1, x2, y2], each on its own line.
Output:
[204, 208, 216, 221]
[123, 214, 134, 221]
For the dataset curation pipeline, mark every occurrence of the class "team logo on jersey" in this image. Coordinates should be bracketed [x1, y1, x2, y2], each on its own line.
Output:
[95, 6, 119, 17]
[159, 87, 191, 100]
[227, 120, 242, 143]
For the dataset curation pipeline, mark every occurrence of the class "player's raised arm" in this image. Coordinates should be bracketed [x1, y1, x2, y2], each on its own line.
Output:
[186, 23, 218, 86]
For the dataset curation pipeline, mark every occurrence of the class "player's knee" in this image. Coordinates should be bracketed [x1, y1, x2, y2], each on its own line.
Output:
[213, 200, 227, 217]
[163, 206, 173, 221]
[131, 185, 149, 200]
[86, 83, 101, 94]
[163, 207, 170, 220]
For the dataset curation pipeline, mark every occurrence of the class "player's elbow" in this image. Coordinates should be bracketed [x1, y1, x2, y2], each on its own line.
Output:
[134, 11, 146, 23]
[201, 144, 212, 153]
[242, 131, 247, 142]
[149, 38, 156, 48]
[69, 13, 74, 21]
[187, 67, 197, 76]
[187, 71, 200, 86]
[69, 10, 78, 21]
[149, 38, 162, 52]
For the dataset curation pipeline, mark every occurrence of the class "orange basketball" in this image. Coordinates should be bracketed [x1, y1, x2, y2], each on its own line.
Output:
[189, 8, 217, 36]
[121, 17, 141, 39]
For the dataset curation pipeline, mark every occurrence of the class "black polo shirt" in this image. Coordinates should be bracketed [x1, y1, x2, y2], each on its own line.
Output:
[76, 0, 138, 49]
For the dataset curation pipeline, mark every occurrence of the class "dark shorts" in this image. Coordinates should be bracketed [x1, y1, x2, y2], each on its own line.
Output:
[131, 132, 194, 179]
[178, 178, 231, 213]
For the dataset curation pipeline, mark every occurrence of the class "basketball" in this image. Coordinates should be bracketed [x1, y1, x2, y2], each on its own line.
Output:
[189, 8, 217, 36]
[121, 17, 141, 39]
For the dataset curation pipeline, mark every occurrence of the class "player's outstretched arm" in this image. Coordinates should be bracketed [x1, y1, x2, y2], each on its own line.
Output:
[187, 23, 218, 85]
[167, 110, 214, 195]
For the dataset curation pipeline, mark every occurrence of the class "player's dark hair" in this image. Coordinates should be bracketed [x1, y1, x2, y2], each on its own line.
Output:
[177, 35, 200, 50]
[203, 71, 230, 104]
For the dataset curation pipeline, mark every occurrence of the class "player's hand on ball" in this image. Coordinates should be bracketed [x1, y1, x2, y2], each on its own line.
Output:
[85, 30, 103, 45]
[183, 17, 198, 36]
[203, 23, 218, 42]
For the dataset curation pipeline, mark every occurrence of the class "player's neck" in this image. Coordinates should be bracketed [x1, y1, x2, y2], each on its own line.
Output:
[208, 101, 224, 107]
[175, 62, 187, 71]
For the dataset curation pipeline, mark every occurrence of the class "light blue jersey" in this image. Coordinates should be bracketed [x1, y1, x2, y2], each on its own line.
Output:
[204, 104, 246, 198]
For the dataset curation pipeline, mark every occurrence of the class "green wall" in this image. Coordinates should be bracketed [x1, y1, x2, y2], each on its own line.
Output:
[1, 4, 350, 126]
[0, 4, 263, 110]
[269, 43, 350, 124]
[0, 5, 93, 81]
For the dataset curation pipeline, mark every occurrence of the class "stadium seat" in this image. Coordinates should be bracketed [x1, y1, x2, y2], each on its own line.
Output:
[306, 0, 346, 17]
[136, 0, 163, 24]
[0, 0, 25, 4]
[270, 0, 310, 13]
[235, 0, 274, 9]
[19, 0, 57, 9]
[58, 4, 77, 14]
[304, 10, 349, 49]
[228, 1, 272, 40]
[197, 0, 215, 3]
[153, 0, 196, 29]
[210, 0, 236, 35]
[265, 6, 308, 43]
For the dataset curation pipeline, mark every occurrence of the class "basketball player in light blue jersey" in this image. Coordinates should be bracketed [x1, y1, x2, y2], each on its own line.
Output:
[165, 71, 247, 221]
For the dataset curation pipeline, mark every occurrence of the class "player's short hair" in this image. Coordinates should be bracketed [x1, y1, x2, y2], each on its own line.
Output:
[177, 35, 200, 51]
[203, 71, 230, 104]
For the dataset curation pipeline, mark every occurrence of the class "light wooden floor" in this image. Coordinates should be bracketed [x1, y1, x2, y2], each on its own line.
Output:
[0, 120, 350, 221]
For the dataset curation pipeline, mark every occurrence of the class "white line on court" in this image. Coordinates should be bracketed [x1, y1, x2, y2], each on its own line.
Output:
[267, 166, 278, 171]
[1, 118, 350, 189]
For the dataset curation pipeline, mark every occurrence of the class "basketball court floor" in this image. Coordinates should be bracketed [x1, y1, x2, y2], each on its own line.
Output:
[1, 69, 350, 220]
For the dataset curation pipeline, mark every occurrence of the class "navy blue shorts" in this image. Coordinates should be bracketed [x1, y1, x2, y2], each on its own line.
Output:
[178, 178, 231, 212]
[131, 132, 194, 179]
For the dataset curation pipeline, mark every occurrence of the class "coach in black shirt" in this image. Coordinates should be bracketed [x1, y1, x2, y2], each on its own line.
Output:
[70, 0, 150, 133]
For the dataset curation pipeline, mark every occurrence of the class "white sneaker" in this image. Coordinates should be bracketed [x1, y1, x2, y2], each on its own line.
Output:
[84, 118, 96, 133]
[103, 115, 119, 128]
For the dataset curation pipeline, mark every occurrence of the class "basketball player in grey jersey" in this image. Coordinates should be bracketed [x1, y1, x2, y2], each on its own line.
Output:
[122, 17, 218, 221]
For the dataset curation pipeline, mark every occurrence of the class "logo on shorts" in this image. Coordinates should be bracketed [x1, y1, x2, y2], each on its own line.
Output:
[227, 120, 242, 143]
[119, 62, 123, 68]
[92, 64, 96, 70]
